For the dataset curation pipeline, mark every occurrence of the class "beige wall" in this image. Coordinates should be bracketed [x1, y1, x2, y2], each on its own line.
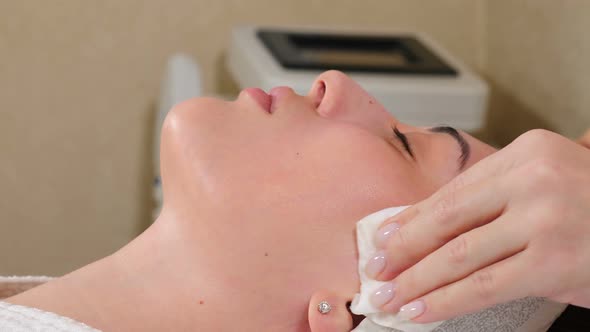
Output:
[483, 1, 590, 145]
[0, 0, 485, 275]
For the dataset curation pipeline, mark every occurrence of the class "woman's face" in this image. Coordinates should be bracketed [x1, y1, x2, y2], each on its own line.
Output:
[159, 70, 495, 316]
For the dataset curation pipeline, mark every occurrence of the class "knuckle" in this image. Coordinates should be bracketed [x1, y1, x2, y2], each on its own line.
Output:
[470, 270, 496, 302]
[432, 191, 458, 226]
[531, 158, 562, 180]
[515, 129, 556, 146]
[437, 175, 466, 199]
[429, 176, 467, 226]
[519, 158, 563, 193]
[514, 129, 571, 156]
[390, 227, 412, 253]
[448, 235, 469, 264]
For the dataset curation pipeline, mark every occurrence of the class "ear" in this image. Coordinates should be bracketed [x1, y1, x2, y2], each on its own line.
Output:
[308, 290, 353, 332]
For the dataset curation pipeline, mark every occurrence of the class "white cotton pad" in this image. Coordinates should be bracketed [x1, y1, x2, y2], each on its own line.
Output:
[350, 206, 443, 332]
[350, 206, 568, 332]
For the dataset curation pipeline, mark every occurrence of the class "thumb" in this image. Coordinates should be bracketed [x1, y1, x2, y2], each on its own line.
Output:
[308, 290, 353, 332]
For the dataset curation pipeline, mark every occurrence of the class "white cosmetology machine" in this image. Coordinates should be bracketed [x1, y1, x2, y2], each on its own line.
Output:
[227, 25, 488, 131]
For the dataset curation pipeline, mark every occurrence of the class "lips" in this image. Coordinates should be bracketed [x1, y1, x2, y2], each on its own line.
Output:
[241, 84, 323, 114]
[242, 88, 272, 113]
[269, 86, 292, 113]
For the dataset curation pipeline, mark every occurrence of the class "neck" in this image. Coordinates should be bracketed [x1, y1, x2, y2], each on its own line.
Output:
[7, 211, 305, 331]
[88, 216, 222, 330]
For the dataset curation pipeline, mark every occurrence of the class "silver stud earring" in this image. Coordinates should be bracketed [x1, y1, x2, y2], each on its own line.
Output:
[317, 301, 332, 314]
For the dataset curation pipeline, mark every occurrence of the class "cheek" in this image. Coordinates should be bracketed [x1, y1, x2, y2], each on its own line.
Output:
[160, 98, 249, 210]
[260, 134, 430, 296]
[289, 130, 428, 220]
[162, 113, 437, 298]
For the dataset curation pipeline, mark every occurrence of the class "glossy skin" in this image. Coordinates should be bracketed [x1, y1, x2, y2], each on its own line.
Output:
[7, 71, 494, 331]
[157, 70, 494, 329]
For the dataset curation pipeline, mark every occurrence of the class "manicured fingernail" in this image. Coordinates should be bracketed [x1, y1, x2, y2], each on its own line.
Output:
[370, 282, 396, 308]
[375, 222, 400, 248]
[365, 250, 387, 279]
[398, 300, 425, 320]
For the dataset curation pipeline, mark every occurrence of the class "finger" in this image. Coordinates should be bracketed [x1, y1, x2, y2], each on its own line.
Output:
[369, 174, 509, 281]
[379, 213, 527, 312]
[402, 251, 533, 323]
[308, 290, 353, 332]
[374, 209, 419, 248]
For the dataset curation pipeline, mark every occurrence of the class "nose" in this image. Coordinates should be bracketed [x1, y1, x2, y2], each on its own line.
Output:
[308, 70, 396, 133]
[310, 79, 326, 108]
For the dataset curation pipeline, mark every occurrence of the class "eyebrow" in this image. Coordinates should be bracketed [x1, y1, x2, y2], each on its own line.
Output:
[428, 126, 471, 170]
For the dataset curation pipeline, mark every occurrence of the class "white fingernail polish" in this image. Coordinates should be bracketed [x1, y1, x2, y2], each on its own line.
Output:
[365, 250, 387, 279]
[398, 300, 425, 321]
[375, 222, 400, 248]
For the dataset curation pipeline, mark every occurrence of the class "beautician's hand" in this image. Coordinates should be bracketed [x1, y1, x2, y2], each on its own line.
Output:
[369, 129, 590, 323]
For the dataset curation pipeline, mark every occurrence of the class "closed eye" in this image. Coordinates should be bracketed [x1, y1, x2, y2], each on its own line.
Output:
[392, 126, 415, 159]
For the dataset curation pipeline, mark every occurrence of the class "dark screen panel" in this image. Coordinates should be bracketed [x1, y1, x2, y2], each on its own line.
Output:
[257, 29, 457, 76]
